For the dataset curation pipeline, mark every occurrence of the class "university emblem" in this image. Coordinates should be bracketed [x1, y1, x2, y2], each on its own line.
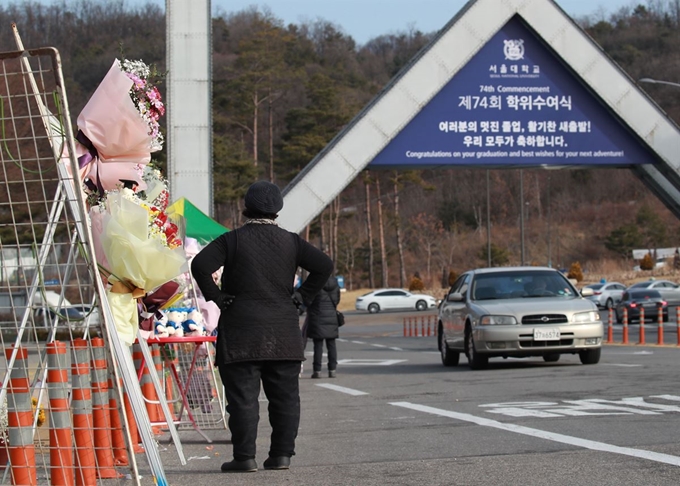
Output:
[504, 39, 524, 61]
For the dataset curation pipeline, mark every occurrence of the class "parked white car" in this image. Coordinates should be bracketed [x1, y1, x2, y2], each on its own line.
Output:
[355, 289, 438, 313]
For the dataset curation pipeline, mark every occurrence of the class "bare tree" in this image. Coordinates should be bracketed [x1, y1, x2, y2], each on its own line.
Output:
[364, 174, 375, 288]
[392, 172, 407, 287]
[376, 177, 388, 287]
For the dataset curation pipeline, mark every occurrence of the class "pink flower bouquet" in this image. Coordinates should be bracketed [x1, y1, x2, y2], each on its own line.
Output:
[74, 58, 165, 195]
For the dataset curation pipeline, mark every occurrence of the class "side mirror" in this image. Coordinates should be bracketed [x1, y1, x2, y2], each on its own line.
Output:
[447, 292, 464, 302]
[581, 287, 594, 297]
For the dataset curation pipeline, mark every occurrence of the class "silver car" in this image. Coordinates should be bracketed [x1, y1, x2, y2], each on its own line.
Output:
[437, 267, 603, 370]
[583, 282, 626, 309]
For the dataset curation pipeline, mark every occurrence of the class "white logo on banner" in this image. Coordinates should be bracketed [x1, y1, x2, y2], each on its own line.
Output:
[504, 39, 524, 61]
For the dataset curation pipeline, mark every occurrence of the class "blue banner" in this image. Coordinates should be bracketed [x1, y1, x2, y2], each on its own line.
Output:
[369, 16, 657, 168]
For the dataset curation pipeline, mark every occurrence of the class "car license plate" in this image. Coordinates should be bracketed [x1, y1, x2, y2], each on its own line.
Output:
[534, 328, 560, 341]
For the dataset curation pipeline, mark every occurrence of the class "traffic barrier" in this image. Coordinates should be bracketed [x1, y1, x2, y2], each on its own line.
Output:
[639, 307, 646, 345]
[607, 309, 614, 343]
[71, 338, 97, 486]
[657, 306, 664, 346]
[402, 315, 436, 337]
[47, 341, 74, 486]
[108, 379, 129, 466]
[622, 308, 629, 344]
[90, 338, 120, 479]
[122, 386, 144, 454]
[133, 343, 162, 435]
[5, 345, 38, 485]
[151, 345, 165, 429]
[677, 307, 680, 346]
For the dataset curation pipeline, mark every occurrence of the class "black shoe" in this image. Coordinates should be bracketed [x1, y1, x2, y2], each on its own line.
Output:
[263, 456, 291, 470]
[221, 458, 258, 473]
[311, 371, 321, 379]
[328, 370, 337, 378]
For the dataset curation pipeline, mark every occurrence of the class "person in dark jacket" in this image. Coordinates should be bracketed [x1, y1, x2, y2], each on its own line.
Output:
[191, 181, 334, 473]
[306, 276, 341, 378]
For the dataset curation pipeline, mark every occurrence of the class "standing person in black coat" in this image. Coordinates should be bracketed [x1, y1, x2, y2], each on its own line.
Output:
[306, 276, 341, 378]
[191, 181, 334, 473]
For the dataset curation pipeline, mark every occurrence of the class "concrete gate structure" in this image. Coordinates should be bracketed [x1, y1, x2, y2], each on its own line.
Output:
[275, 0, 680, 234]
[164, 0, 680, 234]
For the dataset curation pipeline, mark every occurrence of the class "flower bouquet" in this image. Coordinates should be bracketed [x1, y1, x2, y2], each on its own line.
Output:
[73, 57, 165, 197]
[90, 187, 187, 345]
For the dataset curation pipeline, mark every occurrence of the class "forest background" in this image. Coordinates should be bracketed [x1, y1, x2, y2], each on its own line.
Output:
[2, 0, 680, 295]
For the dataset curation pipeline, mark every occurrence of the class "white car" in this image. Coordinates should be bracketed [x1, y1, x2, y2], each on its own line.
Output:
[583, 282, 626, 309]
[355, 288, 438, 313]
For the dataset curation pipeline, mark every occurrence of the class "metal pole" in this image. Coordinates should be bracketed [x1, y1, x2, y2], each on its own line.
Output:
[520, 169, 525, 265]
[547, 175, 552, 267]
[486, 169, 491, 267]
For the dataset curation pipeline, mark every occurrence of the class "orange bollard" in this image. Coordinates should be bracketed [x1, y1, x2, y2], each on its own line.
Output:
[108, 379, 129, 466]
[165, 371, 178, 423]
[47, 341, 74, 486]
[4, 345, 38, 486]
[403, 318, 407, 337]
[657, 305, 664, 346]
[133, 343, 162, 435]
[638, 307, 646, 345]
[622, 308, 629, 344]
[90, 338, 121, 479]
[409, 318, 414, 337]
[427, 316, 432, 337]
[122, 388, 144, 454]
[151, 345, 166, 430]
[71, 338, 97, 486]
[420, 317, 425, 337]
[607, 309, 613, 344]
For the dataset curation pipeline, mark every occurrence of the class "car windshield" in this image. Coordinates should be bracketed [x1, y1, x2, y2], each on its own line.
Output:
[588, 284, 603, 290]
[471, 271, 577, 300]
[629, 282, 651, 289]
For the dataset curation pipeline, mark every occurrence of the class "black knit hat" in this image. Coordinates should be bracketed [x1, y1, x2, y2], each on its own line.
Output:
[244, 181, 283, 215]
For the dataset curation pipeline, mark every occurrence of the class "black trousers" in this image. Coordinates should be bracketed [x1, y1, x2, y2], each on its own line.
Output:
[218, 360, 301, 460]
[312, 338, 337, 372]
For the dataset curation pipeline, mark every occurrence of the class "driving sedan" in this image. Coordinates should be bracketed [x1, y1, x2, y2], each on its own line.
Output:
[437, 267, 603, 370]
[627, 279, 680, 306]
[355, 289, 438, 313]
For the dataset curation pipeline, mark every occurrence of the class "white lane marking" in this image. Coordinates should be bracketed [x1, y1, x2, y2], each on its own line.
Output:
[351, 340, 367, 344]
[316, 384, 368, 396]
[389, 347, 403, 351]
[607, 350, 654, 355]
[372, 344, 387, 348]
[390, 401, 680, 466]
[337, 359, 407, 366]
[601, 364, 642, 367]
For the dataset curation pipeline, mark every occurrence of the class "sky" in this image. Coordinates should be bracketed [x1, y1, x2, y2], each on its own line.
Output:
[200, 0, 637, 45]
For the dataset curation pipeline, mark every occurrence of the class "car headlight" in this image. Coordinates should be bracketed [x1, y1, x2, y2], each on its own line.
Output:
[571, 311, 600, 324]
[479, 315, 517, 325]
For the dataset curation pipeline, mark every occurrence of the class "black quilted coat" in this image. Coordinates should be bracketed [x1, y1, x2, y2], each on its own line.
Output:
[306, 276, 341, 340]
[191, 223, 334, 365]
